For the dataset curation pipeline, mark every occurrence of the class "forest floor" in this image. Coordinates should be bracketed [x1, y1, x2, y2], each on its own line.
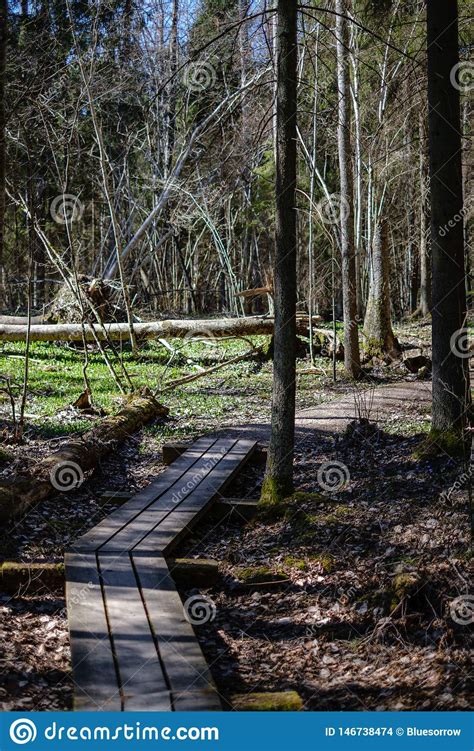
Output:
[0, 318, 471, 711]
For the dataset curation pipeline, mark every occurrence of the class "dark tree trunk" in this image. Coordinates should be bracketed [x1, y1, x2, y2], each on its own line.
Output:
[363, 219, 399, 357]
[261, 0, 298, 503]
[335, 0, 361, 377]
[427, 0, 469, 435]
[0, 0, 6, 300]
[419, 112, 431, 316]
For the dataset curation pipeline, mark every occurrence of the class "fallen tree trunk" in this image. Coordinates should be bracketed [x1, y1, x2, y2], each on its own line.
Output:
[0, 317, 336, 345]
[0, 314, 46, 325]
[0, 389, 168, 522]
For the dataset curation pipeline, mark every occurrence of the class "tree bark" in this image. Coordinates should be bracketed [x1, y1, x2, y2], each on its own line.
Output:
[0, 390, 168, 522]
[426, 0, 469, 434]
[419, 111, 431, 316]
[0, 0, 6, 300]
[0, 316, 317, 342]
[261, 0, 298, 503]
[335, 0, 361, 378]
[363, 218, 400, 357]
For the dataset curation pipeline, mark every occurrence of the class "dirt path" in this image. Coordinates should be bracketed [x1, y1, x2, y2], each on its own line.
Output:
[212, 380, 432, 445]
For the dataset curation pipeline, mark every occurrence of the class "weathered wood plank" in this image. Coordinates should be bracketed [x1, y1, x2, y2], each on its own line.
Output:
[72, 438, 217, 552]
[67, 436, 256, 712]
[99, 439, 240, 552]
[133, 556, 219, 703]
[98, 553, 172, 711]
[65, 552, 121, 711]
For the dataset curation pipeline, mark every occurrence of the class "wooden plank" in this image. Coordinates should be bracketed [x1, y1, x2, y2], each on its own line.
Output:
[131, 512, 196, 557]
[72, 437, 217, 552]
[132, 556, 219, 703]
[98, 553, 172, 711]
[99, 439, 240, 553]
[173, 451, 256, 514]
[65, 552, 121, 711]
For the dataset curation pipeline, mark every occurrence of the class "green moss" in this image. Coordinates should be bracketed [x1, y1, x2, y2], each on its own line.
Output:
[235, 565, 287, 585]
[260, 475, 294, 506]
[412, 429, 467, 459]
[291, 491, 326, 503]
[312, 553, 336, 573]
[390, 572, 422, 611]
[284, 556, 307, 571]
[231, 691, 303, 712]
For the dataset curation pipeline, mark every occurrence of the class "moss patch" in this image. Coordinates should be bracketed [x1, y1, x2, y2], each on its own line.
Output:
[234, 565, 287, 585]
[231, 691, 303, 711]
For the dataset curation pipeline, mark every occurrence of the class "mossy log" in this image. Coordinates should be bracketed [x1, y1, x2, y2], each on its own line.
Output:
[0, 389, 168, 522]
[0, 561, 65, 594]
[231, 691, 303, 711]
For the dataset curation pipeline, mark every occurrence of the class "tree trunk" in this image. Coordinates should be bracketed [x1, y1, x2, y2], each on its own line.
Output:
[0, 316, 319, 342]
[335, 0, 361, 377]
[363, 218, 399, 357]
[0, 0, 6, 300]
[419, 111, 431, 316]
[261, 0, 298, 503]
[427, 0, 469, 435]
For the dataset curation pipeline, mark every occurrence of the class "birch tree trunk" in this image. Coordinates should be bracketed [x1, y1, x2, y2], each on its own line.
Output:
[363, 218, 399, 357]
[335, 0, 361, 378]
[261, 0, 298, 503]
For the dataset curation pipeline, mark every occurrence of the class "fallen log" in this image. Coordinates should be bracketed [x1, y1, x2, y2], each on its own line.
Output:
[0, 561, 65, 594]
[0, 316, 315, 343]
[0, 314, 46, 325]
[0, 389, 168, 522]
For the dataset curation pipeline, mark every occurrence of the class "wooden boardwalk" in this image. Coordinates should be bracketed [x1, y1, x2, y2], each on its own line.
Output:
[65, 437, 256, 711]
